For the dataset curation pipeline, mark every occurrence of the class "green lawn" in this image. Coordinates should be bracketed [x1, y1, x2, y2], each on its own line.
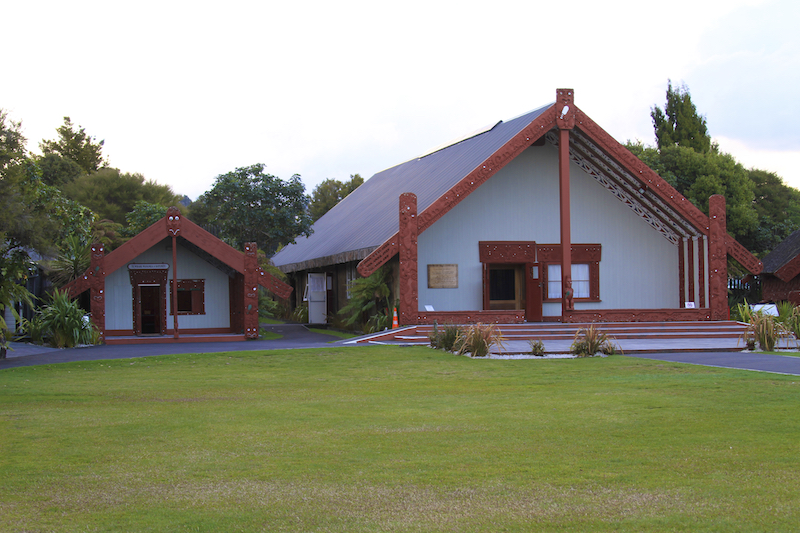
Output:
[1, 347, 799, 532]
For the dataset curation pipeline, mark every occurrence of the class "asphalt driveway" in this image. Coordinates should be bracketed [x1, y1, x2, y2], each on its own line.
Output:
[0, 324, 351, 369]
[2, 325, 800, 376]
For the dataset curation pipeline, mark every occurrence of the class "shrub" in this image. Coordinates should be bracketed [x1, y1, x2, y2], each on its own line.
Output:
[456, 323, 506, 357]
[429, 322, 463, 352]
[338, 266, 393, 330]
[32, 289, 100, 348]
[731, 299, 753, 323]
[258, 289, 279, 320]
[290, 304, 309, 323]
[570, 324, 618, 357]
[776, 301, 800, 339]
[528, 339, 546, 357]
[742, 312, 792, 351]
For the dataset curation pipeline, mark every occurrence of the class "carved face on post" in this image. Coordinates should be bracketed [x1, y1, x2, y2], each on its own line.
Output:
[166, 207, 181, 236]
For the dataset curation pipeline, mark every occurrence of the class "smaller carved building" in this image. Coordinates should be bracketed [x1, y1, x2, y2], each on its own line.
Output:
[760, 229, 800, 304]
[66, 207, 291, 344]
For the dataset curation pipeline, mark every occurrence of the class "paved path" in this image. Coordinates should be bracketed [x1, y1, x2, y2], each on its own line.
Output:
[624, 351, 800, 376]
[0, 324, 349, 369]
[2, 325, 800, 376]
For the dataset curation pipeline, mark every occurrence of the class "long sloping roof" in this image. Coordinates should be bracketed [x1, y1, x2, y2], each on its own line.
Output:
[273, 96, 762, 277]
[272, 104, 551, 272]
[762, 228, 800, 280]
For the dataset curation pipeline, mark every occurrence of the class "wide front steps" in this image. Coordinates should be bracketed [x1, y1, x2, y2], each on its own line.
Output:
[355, 321, 754, 354]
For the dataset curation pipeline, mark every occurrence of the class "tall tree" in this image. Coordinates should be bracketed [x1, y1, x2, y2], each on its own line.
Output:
[651, 81, 713, 154]
[39, 117, 107, 174]
[309, 174, 364, 221]
[198, 164, 313, 253]
[0, 109, 27, 170]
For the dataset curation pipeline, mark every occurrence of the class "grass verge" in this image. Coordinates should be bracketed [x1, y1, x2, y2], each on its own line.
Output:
[1, 347, 799, 531]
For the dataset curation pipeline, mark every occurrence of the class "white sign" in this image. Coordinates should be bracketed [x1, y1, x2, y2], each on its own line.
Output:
[128, 263, 170, 270]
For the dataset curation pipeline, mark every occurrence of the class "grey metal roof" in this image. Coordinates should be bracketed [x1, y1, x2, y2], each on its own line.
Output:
[272, 104, 552, 272]
[762, 228, 800, 274]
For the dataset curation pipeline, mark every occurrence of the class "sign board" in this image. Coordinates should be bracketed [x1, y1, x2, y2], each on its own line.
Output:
[427, 264, 458, 289]
[128, 263, 170, 270]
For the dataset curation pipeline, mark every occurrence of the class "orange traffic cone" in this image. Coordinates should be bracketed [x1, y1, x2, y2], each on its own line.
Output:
[392, 308, 399, 329]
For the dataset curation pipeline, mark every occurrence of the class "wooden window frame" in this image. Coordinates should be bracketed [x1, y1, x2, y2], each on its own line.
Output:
[542, 262, 600, 302]
[171, 279, 205, 315]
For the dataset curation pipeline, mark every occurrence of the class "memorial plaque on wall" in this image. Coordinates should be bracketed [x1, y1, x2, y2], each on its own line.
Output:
[427, 264, 458, 288]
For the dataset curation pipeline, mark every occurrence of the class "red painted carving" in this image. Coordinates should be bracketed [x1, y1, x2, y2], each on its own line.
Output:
[574, 109, 710, 236]
[555, 88, 576, 130]
[688, 237, 695, 305]
[537, 244, 601, 263]
[727, 237, 763, 276]
[358, 106, 558, 277]
[678, 239, 686, 308]
[479, 242, 536, 263]
[565, 308, 711, 323]
[708, 195, 728, 321]
[398, 193, 418, 326]
[358, 240, 398, 277]
[698, 237, 706, 308]
[416, 310, 525, 325]
[255, 267, 293, 300]
[63, 272, 91, 299]
[243, 242, 259, 339]
[589, 261, 600, 301]
[763, 275, 800, 303]
[166, 206, 182, 236]
[89, 242, 106, 341]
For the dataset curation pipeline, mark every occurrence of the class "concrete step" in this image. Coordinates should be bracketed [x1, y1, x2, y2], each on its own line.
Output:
[355, 321, 760, 354]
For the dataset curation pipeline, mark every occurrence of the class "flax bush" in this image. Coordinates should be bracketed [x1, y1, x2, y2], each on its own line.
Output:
[742, 312, 792, 351]
[528, 339, 546, 357]
[455, 323, 506, 357]
[429, 322, 463, 352]
[570, 324, 618, 357]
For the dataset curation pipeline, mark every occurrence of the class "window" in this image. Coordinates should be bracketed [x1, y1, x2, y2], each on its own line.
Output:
[346, 264, 357, 299]
[171, 279, 205, 315]
[545, 264, 596, 300]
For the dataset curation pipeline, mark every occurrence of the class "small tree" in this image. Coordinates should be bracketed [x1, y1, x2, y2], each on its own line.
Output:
[338, 265, 394, 332]
[309, 174, 364, 221]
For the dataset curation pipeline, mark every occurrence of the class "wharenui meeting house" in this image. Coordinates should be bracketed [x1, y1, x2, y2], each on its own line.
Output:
[272, 89, 763, 325]
[65, 207, 292, 344]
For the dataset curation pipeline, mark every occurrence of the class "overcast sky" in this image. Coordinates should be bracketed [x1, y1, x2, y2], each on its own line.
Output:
[4, 0, 798, 201]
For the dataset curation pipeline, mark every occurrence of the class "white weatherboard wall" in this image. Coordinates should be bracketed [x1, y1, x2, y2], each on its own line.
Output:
[105, 239, 231, 330]
[417, 143, 679, 316]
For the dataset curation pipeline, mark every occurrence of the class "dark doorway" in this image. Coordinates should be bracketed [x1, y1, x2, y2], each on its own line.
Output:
[483, 262, 542, 321]
[140, 285, 161, 335]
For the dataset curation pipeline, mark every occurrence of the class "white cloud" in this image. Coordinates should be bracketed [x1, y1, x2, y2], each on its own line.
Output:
[2, 0, 797, 202]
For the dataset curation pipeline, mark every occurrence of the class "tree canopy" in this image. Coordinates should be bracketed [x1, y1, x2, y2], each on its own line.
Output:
[61, 168, 180, 226]
[651, 81, 713, 154]
[309, 174, 364, 221]
[39, 117, 107, 174]
[197, 164, 313, 253]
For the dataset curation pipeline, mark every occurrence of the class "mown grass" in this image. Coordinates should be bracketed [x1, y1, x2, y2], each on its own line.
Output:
[1, 347, 799, 532]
